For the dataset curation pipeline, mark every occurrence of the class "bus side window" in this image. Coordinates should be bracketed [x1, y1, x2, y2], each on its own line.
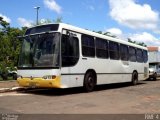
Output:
[61, 34, 79, 67]
[96, 38, 108, 59]
[143, 50, 148, 63]
[82, 35, 95, 57]
[109, 41, 120, 60]
[120, 44, 129, 61]
[129, 47, 136, 62]
[137, 49, 143, 63]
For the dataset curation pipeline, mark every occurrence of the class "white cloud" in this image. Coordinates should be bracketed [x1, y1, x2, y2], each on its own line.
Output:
[0, 13, 11, 23]
[106, 28, 123, 36]
[17, 18, 33, 27]
[154, 29, 160, 34]
[44, 0, 62, 14]
[109, 0, 159, 30]
[129, 32, 160, 46]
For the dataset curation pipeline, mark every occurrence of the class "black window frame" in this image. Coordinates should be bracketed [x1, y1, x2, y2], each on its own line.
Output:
[120, 44, 129, 61]
[143, 50, 148, 63]
[137, 48, 143, 63]
[82, 34, 95, 57]
[129, 46, 137, 62]
[61, 34, 79, 67]
[96, 38, 109, 59]
[109, 41, 120, 60]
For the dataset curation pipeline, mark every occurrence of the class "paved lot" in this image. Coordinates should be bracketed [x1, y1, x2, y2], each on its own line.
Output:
[0, 79, 160, 119]
[0, 80, 18, 89]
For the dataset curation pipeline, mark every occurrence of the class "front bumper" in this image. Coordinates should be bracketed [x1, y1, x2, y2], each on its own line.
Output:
[17, 76, 61, 88]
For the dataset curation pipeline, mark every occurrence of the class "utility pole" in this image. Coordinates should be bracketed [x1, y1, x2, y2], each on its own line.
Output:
[34, 6, 40, 25]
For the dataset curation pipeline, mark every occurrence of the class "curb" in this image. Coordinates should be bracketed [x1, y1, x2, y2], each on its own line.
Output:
[0, 87, 24, 93]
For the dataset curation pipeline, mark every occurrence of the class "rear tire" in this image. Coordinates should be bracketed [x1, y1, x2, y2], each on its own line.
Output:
[83, 72, 96, 92]
[132, 72, 138, 85]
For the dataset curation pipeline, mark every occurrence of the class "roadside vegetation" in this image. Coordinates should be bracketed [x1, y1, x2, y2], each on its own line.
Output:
[0, 17, 26, 80]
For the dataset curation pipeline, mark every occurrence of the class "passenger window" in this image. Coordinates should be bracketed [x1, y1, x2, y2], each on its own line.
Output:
[82, 35, 95, 57]
[61, 34, 79, 67]
[137, 49, 143, 63]
[120, 44, 129, 61]
[143, 50, 148, 63]
[96, 38, 108, 59]
[129, 47, 136, 62]
[109, 41, 119, 60]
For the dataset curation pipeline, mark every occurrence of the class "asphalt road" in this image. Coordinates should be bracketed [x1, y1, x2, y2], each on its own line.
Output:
[0, 79, 160, 120]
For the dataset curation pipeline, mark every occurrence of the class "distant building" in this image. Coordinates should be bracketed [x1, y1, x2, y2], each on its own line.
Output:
[147, 47, 160, 63]
[147, 46, 160, 80]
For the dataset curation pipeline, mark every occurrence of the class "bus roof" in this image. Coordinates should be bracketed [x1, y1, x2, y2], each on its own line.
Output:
[27, 23, 147, 50]
[58, 23, 147, 50]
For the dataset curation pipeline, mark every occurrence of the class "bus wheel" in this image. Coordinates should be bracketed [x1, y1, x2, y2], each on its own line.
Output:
[132, 72, 138, 85]
[83, 72, 96, 92]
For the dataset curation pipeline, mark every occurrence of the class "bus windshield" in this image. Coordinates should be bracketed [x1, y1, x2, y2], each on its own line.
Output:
[18, 32, 60, 68]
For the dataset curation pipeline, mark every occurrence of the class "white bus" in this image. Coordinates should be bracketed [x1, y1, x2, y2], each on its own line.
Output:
[17, 23, 149, 92]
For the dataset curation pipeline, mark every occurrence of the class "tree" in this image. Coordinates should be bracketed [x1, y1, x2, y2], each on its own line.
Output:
[103, 32, 117, 38]
[128, 38, 147, 47]
[54, 16, 63, 23]
[93, 30, 117, 38]
[38, 17, 63, 25]
[0, 17, 9, 29]
[96, 31, 103, 34]
[0, 17, 26, 77]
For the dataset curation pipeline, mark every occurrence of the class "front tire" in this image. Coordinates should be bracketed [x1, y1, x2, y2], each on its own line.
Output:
[83, 72, 96, 92]
[132, 72, 138, 85]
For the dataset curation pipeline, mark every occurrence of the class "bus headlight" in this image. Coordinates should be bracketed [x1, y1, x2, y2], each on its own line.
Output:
[43, 75, 56, 80]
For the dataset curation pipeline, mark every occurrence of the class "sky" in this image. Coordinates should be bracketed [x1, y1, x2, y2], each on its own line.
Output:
[0, 0, 160, 46]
